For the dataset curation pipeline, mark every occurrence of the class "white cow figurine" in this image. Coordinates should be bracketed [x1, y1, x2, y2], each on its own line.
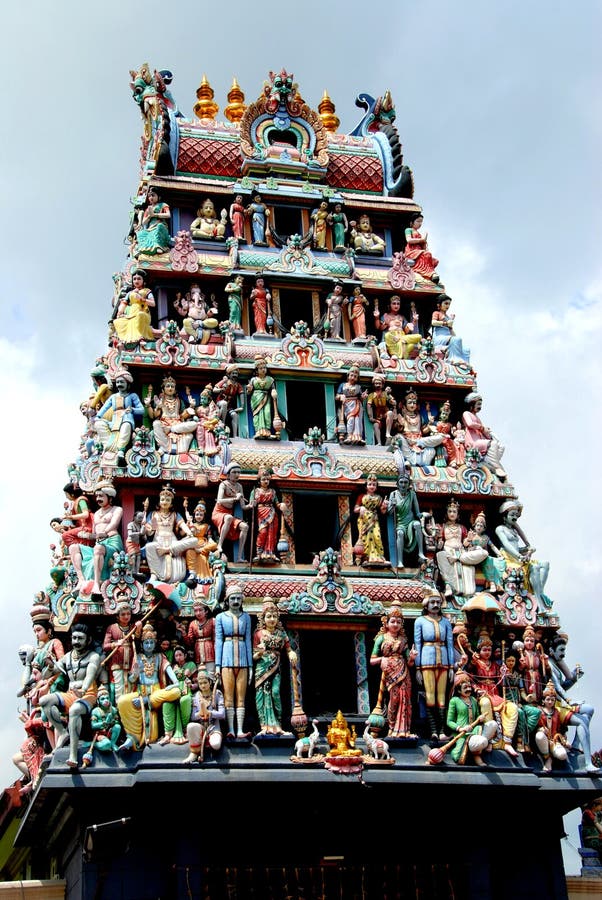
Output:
[294, 719, 320, 759]
[363, 725, 391, 760]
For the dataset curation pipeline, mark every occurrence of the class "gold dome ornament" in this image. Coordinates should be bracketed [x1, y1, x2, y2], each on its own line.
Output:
[318, 89, 340, 132]
[224, 77, 247, 123]
[193, 74, 219, 121]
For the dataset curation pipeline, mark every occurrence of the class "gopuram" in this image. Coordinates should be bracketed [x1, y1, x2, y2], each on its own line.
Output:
[3, 67, 600, 899]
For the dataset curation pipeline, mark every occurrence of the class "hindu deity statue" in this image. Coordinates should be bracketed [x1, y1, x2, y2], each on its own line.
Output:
[247, 357, 280, 439]
[462, 392, 506, 479]
[350, 214, 385, 255]
[68, 480, 123, 595]
[249, 468, 287, 562]
[366, 375, 396, 446]
[495, 499, 550, 610]
[501, 653, 541, 752]
[354, 474, 388, 566]
[183, 499, 218, 583]
[143, 485, 197, 584]
[311, 200, 330, 250]
[177, 283, 219, 344]
[329, 202, 348, 251]
[515, 625, 547, 703]
[213, 365, 244, 438]
[102, 602, 143, 702]
[435, 499, 488, 599]
[135, 188, 171, 256]
[250, 276, 272, 335]
[324, 283, 346, 340]
[117, 623, 181, 750]
[185, 599, 215, 675]
[160, 645, 197, 744]
[404, 212, 439, 281]
[215, 583, 253, 738]
[146, 374, 197, 458]
[253, 600, 297, 735]
[385, 472, 427, 570]
[373, 295, 421, 360]
[348, 286, 368, 340]
[336, 366, 366, 445]
[430, 295, 471, 367]
[326, 711, 362, 757]
[224, 274, 244, 331]
[193, 386, 221, 458]
[229, 194, 245, 241]
[535, 682, 570, 773]
[190, 198, 227, 240]
[414, 594, 454, 740]
[463, 511, 505, 592]
[446, 672, 497, 766]
[370, 603, 417, 738]
[39, 623, 101, 768]
[183, 670, 225, 763]
[468, 634, 519, 757]
[211, 462, 250, 561]
[546, 634, 598, 773]
[94, 369, 144, 466]
[114, 269, 156, 346]
[245, 194, 269, 245]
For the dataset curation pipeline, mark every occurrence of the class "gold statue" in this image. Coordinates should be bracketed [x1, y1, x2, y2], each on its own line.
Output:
[326, 710, 362, 758]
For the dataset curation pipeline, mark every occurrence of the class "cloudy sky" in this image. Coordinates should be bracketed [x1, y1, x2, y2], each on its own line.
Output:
[0, 0, 600, 862]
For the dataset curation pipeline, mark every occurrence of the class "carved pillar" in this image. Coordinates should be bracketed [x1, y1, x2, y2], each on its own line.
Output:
[354, 631, 370, 716]
[280, 491, 295, 565]
[338, 494, 353, 568]
[271, 287, 281, 337]
[311, 291, 321, 330]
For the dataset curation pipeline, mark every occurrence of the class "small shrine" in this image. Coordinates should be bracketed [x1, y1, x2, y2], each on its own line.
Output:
[4, 66, 600, 899]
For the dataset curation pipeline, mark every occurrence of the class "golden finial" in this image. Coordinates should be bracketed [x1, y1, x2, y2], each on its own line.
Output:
[318, 89, 340, 131]
[224, 77, 247, 123]
[193, 73, 219, 121]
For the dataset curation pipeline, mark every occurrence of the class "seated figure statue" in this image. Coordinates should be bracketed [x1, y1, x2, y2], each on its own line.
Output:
[350, 214, 385, 255]
[547, 634, 598, 774]
[191, 199, 227, 240]
[495, 499, 550, 611]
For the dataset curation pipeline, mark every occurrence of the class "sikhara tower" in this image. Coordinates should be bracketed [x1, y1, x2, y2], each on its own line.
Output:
[4, 66, 600, 899]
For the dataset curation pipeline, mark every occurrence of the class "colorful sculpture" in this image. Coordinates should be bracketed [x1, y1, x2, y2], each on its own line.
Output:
[146, 375, 197, 457]
[373, 295, 421, 360]
[535, 682, 570, 773]
[547, 634, 598, 773]
[160, 645, 196, 744]
[350, 214, 385, 255]
[335, 365, 366, 445]
[229, 194, 246, 240]
[247, 357, 280, 439]
[39, 623, 101, 768]
[177, 283, 219, 344]
[88, 687, 121, 755]
[253, 600, 297, 734]
[118, 623, 181, 750]
[431, 295, 470, 366]
[250, 277, 272, 334]
[348, 286, 368, 340]
[354, 474, 388, 566]
[191, 198, 227, 240]
[183, 670, 225, 762]
[183, 500, 218, 583]
[68, 480, 123, 595]
[211, 462, 250, 560]
[245, 194, 269, 245]
[249, 468, 286, 562]
[94, 370, 144, 465]
[436, 499, 487, 599]
[446, 673, 497, 766]
[224, 275, 244, 331]
[329, 202, 348, 251]
[366, 375, 396, 446]
[462, 392, 506, 479]
[324, 283, 346, 340]
[215, 583, 253, 738]
[385, 472, 426, 570]
[370, 603, 416, 738]
[135, 189, 171, 256]
[311, 200, 330, 250]
[414, 594, 454, 740]
[102, 602, 143, 702]
[496, 499, 550, 610]
[404, 213, 439, 281]
[144, 485, 197, 584]
[213, 366, 244, 439]
[114, 270, 156, 347]
[185, 599, 215, 675]
[468, 634, 519, 757]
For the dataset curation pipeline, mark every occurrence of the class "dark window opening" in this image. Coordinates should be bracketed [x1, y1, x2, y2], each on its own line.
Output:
[272, 206, 303, 242]
[285, 381, 326, 440]
[299, 629, 358, 717]
[292, 493, 339, 564]
[278, 287, 314, 333]
[268, 129, 299, 149]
